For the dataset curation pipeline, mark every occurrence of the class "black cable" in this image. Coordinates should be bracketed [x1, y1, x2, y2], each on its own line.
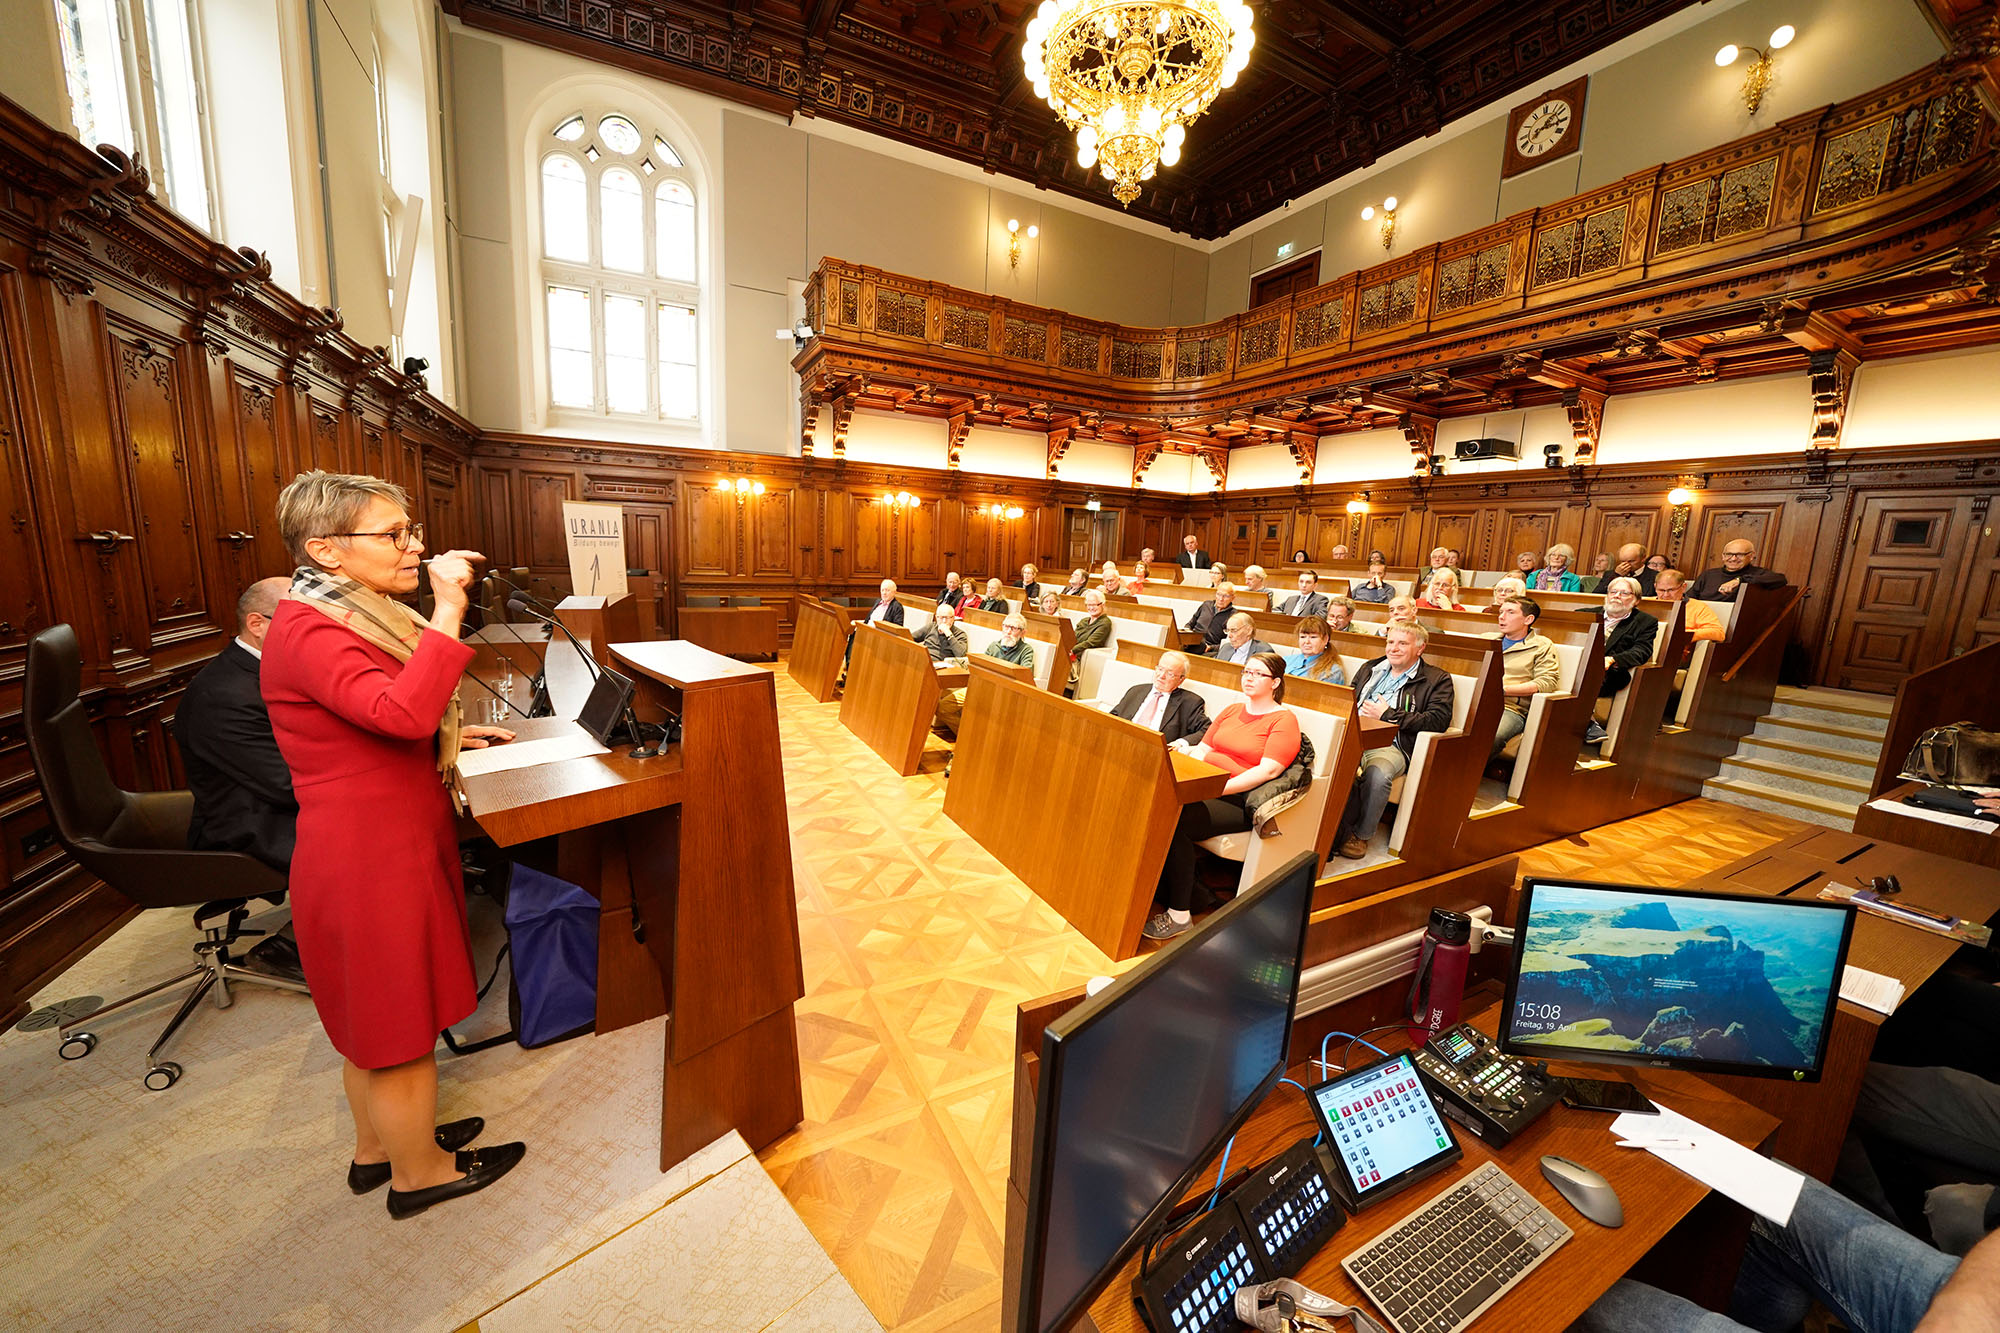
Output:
[1344, 1022, 1407, 1072]
[474, 940, 511, 1001]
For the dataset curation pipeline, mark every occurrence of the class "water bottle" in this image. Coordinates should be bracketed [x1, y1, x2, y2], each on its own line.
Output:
[1407, 908, 1473, 1046]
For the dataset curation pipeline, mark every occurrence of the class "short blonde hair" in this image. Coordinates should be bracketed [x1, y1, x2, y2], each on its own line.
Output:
[1386, 621, 1430, 648]
[277, 470, 411, 569]
[1546, 543, 1575, 563]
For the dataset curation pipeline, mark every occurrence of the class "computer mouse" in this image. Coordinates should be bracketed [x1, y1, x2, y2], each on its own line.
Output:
[1540, 1155, 1624, 1228]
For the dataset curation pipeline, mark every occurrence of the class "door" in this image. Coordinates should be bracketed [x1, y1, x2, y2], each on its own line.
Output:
[1064, 507, 1095, 570]
[1250, 253, 1321, 308]
[1951, 505, 2000, 655]
[1822, 493, 1980, 692]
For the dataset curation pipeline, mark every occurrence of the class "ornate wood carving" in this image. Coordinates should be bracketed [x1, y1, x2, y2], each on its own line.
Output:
[1398, 413, 1438, 470]
[1045, 426, 1071, 478]
[945, 411, 970, 471]
[1285, 431, 1315, 484]
[1808, 347, 1860, 450]
[800, 383, 820, 457]
[1193, 445, 1228, 492]
[831, 395, 856, 460]
[1562, 386, 1607, 464]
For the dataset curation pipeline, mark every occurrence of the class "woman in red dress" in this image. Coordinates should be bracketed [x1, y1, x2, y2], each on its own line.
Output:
[262, 471, 526, 1218]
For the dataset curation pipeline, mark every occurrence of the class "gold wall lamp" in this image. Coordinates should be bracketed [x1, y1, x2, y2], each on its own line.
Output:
[1715, 24, 1795, 114]
[1007, 218, 1039, 268]
[1360, 197, 1398, 250]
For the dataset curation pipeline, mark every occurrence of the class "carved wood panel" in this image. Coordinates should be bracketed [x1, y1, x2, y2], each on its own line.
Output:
[625, 507, 669, 577]
[1824, 493, 1977, 692]
[481, 468, 516, 566]
[0, 289, 51, 662]
[1494, 507, 1560, 567]
[222, 364, 289, 582]
[522, 472, 576, 569]
[846, 495, 888, 579]
[1423, 509, 1484, 566]
[751, 488, 794, 575]
[1361, 513, 1403, 561]
[106, 326, 211, 645]
[1688, 504, 1784, 574]
[681, 482, 739, 578]
[1584, 508, 1662, 568]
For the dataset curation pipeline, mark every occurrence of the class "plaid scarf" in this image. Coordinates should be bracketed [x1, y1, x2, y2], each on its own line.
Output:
[285, 566, 463, 773]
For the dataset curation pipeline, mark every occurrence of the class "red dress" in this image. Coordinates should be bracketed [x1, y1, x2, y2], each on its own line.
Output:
[260, 602, 477, 1069]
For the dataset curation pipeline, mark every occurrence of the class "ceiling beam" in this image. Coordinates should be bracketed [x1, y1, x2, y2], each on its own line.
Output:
[1303, 0, 1401, 55]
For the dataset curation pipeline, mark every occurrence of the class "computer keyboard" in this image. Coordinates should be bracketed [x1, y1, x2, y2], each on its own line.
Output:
[1340, 1161, 1571, 1333]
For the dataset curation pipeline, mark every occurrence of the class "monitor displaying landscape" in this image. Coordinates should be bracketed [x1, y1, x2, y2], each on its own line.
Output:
[1504, 883, 1852, 1075]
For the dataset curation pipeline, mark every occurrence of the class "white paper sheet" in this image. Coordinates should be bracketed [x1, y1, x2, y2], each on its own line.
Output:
[1838, 965, 1906, 1016]
[452, 725, 609, 777]
[1609, 1102, 1804, 1226]
[1865, 798, 1998, 835]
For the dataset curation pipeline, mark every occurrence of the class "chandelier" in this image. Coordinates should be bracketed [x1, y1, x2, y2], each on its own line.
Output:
[1023, 0, 1256, 206]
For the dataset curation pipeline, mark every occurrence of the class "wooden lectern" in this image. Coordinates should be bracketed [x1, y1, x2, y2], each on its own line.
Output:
[456, 639, 805, 1170]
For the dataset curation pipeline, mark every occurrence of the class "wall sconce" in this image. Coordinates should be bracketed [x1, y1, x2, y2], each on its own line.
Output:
[881, 490, 921, 510]
[1007, 217, 1039, 269]
[986, 502, 1025, 520]
[1542, 443, 1565, 469]
[1360, 196, 1399, 250]
[1715, 24, 1795, 114]
[1344, 497, 1367, 547]
[715, 476, 766, 503]
[1668, 486, 1696, 542]
[1344, 498, 1369, 516]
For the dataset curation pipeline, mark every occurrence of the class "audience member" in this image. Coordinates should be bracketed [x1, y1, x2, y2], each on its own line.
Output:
[916, 602, 968, 664]
[1530, 544, 1580, 592]
[1365, 595, 1424, 637]
[1485, 575, 1527, 610]
[178, 577, 300, 870]
[937, 571, 963, 607]
[1687, 539, 1789, 602]
[1185, 583, 1237, 649]
[840, 577, 906, 679]
[1654, 568, 1724, 644]
[935, 613, 1033, 735]
[1213, 612, 1273, 665]
[1327, 545, 1351, 560]
[1515, 550, 1541, 577]
[1099, 562, 1125, 596]
[1139, 547, 1157, 566]
[1417, 569, 1467, 611]
[1614, 542, 1656, 596]
[1127, 561, 1151, 595]
[1286, 570, 1330, 618]
[1585, 576, 1657, 745]
[1367, 549, 1387, 563]
[1067, 590, 1112, 692]
[1486, 596, 1559, 759]
[1284, 615, 1347, 684]
[980, 576, 1007, 615]
[1350, 559, 1396, 604]
[1333, 624, 1454, 858]
[1241, 564, 1269, 594]
[955, 582, 986, 614]
[1146, 651, 1302, 940]
[1177, 533, 1212, 569]
[1019, 564, 1041, 604]
[1426, 547, 1451, 575]
[1324, 596, 1356, 633]
[1109, 650, 1208, 743]
[1211, 562, 1231, 586]
[1060, 568, 1088, 596]
[1037, 590, 1063, 616]
[1646, 553, 1669, 575]
[1445, 549, 1465, 582]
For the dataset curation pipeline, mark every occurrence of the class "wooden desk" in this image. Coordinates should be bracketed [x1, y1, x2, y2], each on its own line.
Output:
[1002, 998, 1778, 1333]
[678, 605, 780, 659]
[1171, 750, 1229, 802]
[456, 640, 804, 1170]
[841, 622, 944, 775]
[788, 596, 848, 703]
[1854, 780, 2000, 870]
[1682, 825, 2000, 1180]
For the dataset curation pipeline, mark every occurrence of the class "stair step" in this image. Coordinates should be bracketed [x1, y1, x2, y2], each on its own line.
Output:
[1773, 685, 1894, 718]
[1734, 734, 1881, 781]
[1702, 775, 1861, 829]
[1751, 713, 1889, 756]
[1719, 754, 1873, 797]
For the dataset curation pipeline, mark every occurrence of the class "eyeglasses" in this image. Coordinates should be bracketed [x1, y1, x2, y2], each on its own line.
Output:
[1241, 668, 1275, 680]
[327, 522, 424, 551]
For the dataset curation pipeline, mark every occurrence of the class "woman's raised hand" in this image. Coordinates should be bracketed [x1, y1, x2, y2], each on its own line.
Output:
[427, 550, 484, 612]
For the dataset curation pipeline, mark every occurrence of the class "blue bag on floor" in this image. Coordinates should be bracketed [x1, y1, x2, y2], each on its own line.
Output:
[503, 864, 600, 1048]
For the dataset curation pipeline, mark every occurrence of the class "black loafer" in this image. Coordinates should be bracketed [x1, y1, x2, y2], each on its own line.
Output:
[385, 1142, 527, 1219]
[347, 1117, 486, 1194]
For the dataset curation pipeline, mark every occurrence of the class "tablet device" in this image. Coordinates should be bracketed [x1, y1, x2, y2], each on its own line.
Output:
[1306, 1052, 1463, 1212]
[576, 666, 636, 745]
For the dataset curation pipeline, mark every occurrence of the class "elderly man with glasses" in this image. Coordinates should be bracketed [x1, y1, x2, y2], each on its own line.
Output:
[1687, 539, 1789, 602]
[1108, 650, 1209, 743]
[1332, 623, 1454, 860]
[936, 613, 1035, 736]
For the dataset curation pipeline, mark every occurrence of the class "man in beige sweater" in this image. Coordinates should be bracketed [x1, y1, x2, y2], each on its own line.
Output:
[1486, 595, 1561, 760]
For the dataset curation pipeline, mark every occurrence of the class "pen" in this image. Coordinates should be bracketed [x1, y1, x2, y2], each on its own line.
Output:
[1617, 1138, 1698, 1150]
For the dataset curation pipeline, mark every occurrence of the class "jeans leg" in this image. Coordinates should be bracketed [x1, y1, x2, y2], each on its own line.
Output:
[1572, 1280, 1750, 1333]
[1492, 708, 1526, 757]
[1732, 1177, 1958, 1333]
[1854, 1064, 2000, 1176]
[1339, 747, 1405, 840]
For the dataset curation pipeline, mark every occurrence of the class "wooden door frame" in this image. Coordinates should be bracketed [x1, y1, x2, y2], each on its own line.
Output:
[1249, 252, 1321, 309]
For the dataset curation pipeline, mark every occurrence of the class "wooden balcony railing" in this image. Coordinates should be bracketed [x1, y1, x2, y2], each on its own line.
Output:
[798, 65, 1992, 405]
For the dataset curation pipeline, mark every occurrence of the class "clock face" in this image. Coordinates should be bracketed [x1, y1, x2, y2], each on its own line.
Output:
[1515, 99, 1573, 157]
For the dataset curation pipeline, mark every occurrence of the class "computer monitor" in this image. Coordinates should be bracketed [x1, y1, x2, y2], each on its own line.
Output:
[1012, 852, 1319, 1333]
[1498, 877, 1856, 1082]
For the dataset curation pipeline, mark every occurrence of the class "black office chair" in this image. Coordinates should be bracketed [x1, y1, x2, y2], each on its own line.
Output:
[23, 625, 309, 1091]
[727, 596, 763, 608]
[686, 595, 725, 608]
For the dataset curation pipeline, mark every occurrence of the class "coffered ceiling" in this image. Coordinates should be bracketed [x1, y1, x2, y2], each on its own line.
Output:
[442, 0, 1703, 238]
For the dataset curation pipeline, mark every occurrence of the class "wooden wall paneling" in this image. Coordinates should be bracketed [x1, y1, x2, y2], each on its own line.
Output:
[750, 487, 794, 576]
[845, 492, 888, 580]
[1495, 505, 1560, 566]
[1424, 507, 1484, 564]
[522, 471, 578, 571]
[901, 493, 943, 585]
[1585, 506, 1663, 567]
[220, 363, 290, 582]
[1822, 492, 1980, 692]
[961, 503, 996, 580]
[0, 275, 54, 674]
[425, 459, 466, 553]
[1689, 502, 1784, 577]
[1955, 511, 2000, 655]
[1361, 511, 1403, 561]
[478, 465, 516, 567]
[680, 477, 740, 579]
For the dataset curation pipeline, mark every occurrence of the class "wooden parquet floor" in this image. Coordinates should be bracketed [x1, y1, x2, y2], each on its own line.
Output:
[759, 665, 1812, 1331]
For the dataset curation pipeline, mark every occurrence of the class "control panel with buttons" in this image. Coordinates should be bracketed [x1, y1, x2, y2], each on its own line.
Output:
[1410, 1022, 1562, 1147]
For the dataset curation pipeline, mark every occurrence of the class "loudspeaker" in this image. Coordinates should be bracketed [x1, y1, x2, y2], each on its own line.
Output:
[1454, 437, 1521, 461]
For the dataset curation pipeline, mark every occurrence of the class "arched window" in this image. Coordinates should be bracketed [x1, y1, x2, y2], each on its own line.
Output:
[536, 109, 704, 427]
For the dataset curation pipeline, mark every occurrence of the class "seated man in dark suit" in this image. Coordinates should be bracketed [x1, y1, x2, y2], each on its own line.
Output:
[937, 571, 963, 607]
[174, 577, 304, 980]
[1108, 650, 1209, 743]
[1184, 583, 1237, 649]
[1284, 570, 1330, 619]
[1584, 576, 1658, 745]
[1687, 538, 1789, 602]
[1332, 623, 1455, 859]
[841, 578, 906, 679]
[1211, 612, 1273, 665]
[1176, 533, 1212, 569]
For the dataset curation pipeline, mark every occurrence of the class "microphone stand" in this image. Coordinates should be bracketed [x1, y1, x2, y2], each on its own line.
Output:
[506, 595, 664, 758]
[484, 575, 556, 716]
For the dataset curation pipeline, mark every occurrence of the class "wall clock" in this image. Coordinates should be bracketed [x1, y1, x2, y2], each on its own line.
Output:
[1501, 77, 1588, 179]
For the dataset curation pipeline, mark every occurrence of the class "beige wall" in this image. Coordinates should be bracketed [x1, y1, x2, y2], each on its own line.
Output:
[1846, 347, 2000, 450]
[0, 1, 73, 134]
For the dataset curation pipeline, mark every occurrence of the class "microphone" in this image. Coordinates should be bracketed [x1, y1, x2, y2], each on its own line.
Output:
[507, 593, 600, 680]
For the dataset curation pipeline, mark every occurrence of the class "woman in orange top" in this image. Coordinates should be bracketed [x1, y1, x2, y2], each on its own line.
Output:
[1127, 561, 1150, 595]
[1145, 651, 1302, 941]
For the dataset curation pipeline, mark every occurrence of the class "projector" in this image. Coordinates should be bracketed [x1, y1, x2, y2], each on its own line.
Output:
[1454, 437, 1521, 461]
